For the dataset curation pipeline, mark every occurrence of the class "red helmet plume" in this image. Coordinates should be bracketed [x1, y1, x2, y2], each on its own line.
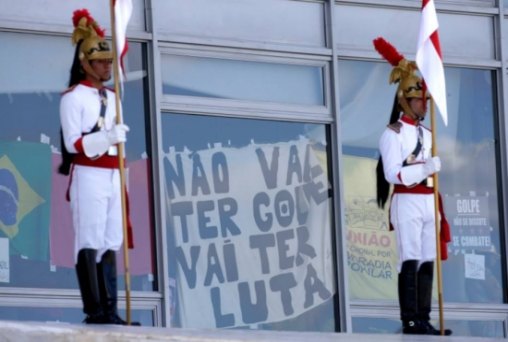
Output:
[72, 8, 105, 38]
[372, 37, 428, 116]
[373, 37, 404, 67]
[70, 9, 112, 62]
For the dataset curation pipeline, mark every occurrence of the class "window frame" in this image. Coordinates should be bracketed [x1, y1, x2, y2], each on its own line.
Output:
[159, 44, 333, 123]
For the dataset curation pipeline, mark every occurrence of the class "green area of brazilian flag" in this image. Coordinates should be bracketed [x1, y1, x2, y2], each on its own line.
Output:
[0, 141, 51, 261]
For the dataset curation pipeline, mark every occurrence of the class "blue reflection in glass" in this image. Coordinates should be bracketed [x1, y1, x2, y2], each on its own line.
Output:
[0, 33, 153, 291]
[162, 113, 325, 151]
[161, 55, 324, 106]
[339, 60, 503, 305]
[0, 306, 154, 326]
[352, 316, 504, 338]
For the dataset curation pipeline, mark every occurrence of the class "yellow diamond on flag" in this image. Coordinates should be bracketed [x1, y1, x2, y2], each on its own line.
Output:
[0, 155, 45, 238]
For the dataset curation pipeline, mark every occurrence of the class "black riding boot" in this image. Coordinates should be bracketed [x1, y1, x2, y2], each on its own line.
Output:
[97, 250, 140, 325]
[75, 249, 107, 324]
[399, 260, 426, 334]
[417, 261, 452, 335]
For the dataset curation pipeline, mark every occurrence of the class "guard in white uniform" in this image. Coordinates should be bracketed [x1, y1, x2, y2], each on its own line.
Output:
[59, 9, 137, 326]
[374, 37, 451, 335]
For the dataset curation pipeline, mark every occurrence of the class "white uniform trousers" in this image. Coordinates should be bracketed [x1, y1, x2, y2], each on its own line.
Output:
[70, 165, 123, 263]
[390, 193, 436, 272]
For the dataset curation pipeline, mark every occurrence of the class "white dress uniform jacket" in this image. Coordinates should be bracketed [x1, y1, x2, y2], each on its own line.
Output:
[60, 81, 124, 263]
[379, 115, 436, 271]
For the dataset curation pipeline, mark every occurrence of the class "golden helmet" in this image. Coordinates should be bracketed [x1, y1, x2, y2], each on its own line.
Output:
[71, 9, 112, 61]
[389, 59, 428, 100]
[373, 37, 429, 103]
[400, 75, 427, 99]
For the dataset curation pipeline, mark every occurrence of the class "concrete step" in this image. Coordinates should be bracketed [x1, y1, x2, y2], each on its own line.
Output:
[0, 320, 504, 342]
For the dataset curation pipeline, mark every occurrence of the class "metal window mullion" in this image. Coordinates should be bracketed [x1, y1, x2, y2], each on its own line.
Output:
[159, 44, 332, 64]
[145, 0, 170, 328]
[156, 33, 332, 57]
[327, 0, 352, 333]
[497, 0, 508, 313]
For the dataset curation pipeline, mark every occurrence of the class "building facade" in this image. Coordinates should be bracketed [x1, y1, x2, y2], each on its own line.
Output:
[0, 0, 507, 338]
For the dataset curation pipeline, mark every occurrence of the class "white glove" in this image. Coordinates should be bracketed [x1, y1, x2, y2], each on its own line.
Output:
[423, 156, 441, 176]
[107, 124, 129, 145]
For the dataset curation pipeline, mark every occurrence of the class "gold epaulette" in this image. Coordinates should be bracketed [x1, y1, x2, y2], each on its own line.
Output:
[387, 122, 402, 133]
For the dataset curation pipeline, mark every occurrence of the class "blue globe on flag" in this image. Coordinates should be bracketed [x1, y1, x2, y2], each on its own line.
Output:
[0, 168, 19, 226]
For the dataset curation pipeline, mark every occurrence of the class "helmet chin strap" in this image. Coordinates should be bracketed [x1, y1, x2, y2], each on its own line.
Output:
[80, 57, 102, 83]
[398, 89, 425, 122]
[398, 91, 416, 119]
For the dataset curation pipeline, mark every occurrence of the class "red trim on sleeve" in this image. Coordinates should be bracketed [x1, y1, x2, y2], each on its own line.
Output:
[73, 138, 84, 153]
[397, 172, 402, 182]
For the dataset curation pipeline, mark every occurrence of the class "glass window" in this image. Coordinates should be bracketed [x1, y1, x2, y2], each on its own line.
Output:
[162, 113, 335, 331]
[339, 60, 503, 305]
[154, 0, 325, 48]
[503, 16, 508, 52]
[0, 306, 154, 326]
[0, 0, 146, 32]
[161, 55, 325, 106]
[0, 32, 155, 292]
[408, 0, 495, 5]
[352, 317, 504, 338]
[335, 5, 494, 60]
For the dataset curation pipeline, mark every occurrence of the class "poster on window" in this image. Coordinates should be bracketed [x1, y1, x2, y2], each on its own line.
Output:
[164, 137, 334, 328]
[343, 155, 398, 301]
[0, 141, 51, 262]
[0, 238, 9, 283]
[444, 193, 492, 253]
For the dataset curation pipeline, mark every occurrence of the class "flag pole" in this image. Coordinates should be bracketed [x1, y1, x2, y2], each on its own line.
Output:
[430, 97, 444, 335]
[109, 0, 132, 325]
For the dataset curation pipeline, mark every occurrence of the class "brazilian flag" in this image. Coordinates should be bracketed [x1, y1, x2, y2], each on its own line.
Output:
[0, 141, 51, 261]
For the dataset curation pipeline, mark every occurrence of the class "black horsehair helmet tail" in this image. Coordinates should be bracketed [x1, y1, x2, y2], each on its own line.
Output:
[376, 94, 400, 209]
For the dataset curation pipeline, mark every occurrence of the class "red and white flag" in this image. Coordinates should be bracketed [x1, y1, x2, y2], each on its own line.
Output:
[113, 0, 133, 85]
[416, 0, 448, 126]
